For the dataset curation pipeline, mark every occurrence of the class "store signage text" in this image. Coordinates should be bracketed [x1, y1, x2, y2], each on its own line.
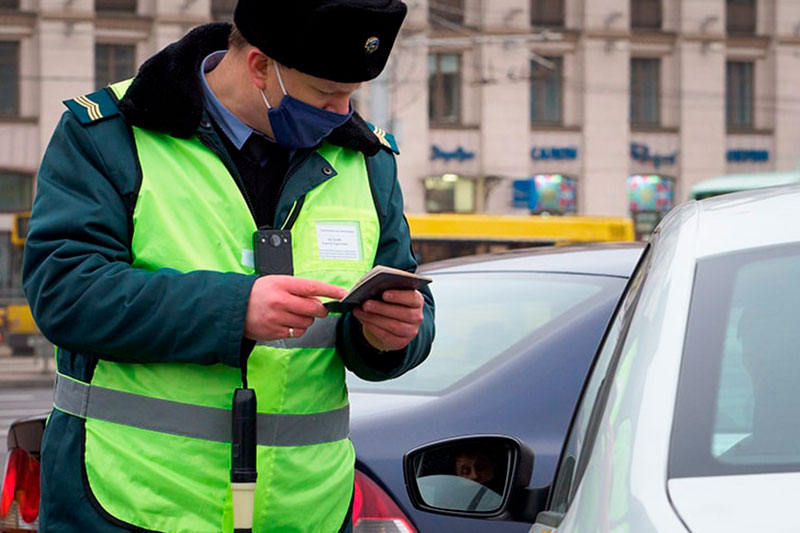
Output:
[630, 143, 678, 168]
[531, 146, 578, 161]
[727, 149, 769, 163]
[431, 145, 476, 162]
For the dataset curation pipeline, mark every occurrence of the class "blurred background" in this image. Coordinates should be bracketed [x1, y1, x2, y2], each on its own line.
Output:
[1, 0, 799, 353]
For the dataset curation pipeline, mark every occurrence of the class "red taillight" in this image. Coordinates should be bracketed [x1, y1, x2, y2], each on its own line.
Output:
[1, 448, 40, 524]
[1, 451, 17, 517]
[353, 469, 416, 533]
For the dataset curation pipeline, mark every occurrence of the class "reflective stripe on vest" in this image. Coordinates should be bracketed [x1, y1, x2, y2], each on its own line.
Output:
[54, 374, 349, 447]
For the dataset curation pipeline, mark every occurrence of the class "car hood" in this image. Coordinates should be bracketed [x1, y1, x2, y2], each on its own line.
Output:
[348, 390, 436, 421]
[668, 472, 800, 531]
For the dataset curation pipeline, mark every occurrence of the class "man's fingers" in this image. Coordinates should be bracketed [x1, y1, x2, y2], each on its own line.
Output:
[281, 293, 330, 318]
[361, 322, 410, 346]
[353, 308, 420, 338]
[246, 276, 344, 341]
[360, 298, 424, 324]
[274, 312, 315, 330]
[286, 326, 306, 339]
[377, 289, 424, 308]
[284, 277, 348, 300]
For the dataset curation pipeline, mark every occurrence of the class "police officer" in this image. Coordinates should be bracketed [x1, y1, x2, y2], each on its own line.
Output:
[23, 1, 434, 531]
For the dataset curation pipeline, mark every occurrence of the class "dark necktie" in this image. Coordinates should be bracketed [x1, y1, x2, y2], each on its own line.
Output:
[241, 134, 272, 167]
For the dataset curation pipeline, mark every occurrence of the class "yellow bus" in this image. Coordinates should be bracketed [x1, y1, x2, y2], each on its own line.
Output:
[406, 213, 635, 263]
[3, 212, 39, 355]
[0, 302, 38, 355]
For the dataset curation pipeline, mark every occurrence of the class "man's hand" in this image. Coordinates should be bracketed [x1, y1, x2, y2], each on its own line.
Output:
[244, 276, 348, 341]
[352, 289, 425, 352]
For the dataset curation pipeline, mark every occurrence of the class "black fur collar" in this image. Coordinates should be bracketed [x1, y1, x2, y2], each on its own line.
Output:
[117, 22, 381, 156]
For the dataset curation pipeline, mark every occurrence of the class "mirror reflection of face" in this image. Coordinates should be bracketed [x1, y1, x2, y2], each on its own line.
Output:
[455, 453, 495, 485]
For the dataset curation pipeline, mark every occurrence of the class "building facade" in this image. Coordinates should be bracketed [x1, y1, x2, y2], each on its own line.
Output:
[1, 0, 800, 290]
[373, 0, 800, 222]
[0, 0, 235, 291]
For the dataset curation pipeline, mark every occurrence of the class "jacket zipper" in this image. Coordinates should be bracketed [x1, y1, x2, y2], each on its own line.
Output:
[271, 149, 315, 229]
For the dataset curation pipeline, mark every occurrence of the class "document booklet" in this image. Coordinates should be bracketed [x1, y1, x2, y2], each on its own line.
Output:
[324, 265, 432, 313]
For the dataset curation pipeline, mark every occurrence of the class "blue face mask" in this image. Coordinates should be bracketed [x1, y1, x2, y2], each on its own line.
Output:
[261, 65, 353, 149]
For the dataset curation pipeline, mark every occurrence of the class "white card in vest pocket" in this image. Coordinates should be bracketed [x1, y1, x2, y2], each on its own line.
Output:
[241, 248, 255, 269]
[316, 222, 362, 260]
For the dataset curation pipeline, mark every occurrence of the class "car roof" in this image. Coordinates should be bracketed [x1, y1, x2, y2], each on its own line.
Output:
[688, 184, 800, 258]
[419, 242, 645, 278]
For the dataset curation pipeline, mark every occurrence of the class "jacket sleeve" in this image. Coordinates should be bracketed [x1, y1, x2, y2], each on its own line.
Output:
[23, 111, 255, 367]
[337, 149, 435, 381]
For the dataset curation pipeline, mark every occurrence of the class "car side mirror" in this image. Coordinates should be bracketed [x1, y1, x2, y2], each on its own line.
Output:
[404, 434, 546, 521]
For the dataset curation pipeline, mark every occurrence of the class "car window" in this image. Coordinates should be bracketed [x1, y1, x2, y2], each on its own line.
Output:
[548, 246, 652, 514]
[670, 243, 800, 477]
[347, 272, 621, 394]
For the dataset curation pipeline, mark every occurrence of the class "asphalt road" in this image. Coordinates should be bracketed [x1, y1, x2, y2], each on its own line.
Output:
[0, 387, 52, 446]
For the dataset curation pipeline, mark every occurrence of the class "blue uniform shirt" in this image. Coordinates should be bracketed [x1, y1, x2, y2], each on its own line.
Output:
[200, 50, 276, 165]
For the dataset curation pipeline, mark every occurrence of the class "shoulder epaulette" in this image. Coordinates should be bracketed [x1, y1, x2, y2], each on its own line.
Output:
[367, 122, 400, 155]
[63, 88, 120, 125]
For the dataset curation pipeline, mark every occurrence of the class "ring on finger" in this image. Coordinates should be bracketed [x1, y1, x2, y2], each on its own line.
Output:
[288, 327, 294, 338]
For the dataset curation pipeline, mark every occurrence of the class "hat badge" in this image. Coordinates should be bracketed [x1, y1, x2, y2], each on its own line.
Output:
[365, 36, 380, 54]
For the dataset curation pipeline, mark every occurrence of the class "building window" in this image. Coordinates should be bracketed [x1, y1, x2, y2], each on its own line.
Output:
[211, 0, 236, 21]
[530, 57, 563, 125]
[630, 58, 660, 126]
[631, 0, 662, 30]
[727, 0, 756, 35]
[429, 53, 461, 125]
[0, 41, 19, 118]
[95, 44, 136, 90]
[0, 0, 20, 9]
[430, 0, 464, 28]
[531, 0, 564, 27]
[95, 0, 136, 13]
[0, 171, 32, 211]
[726, 61, 754, 129]
[424, 174, 475, 213]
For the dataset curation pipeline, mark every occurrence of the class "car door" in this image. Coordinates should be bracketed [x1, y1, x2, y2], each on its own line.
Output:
[530, 246, 653, 532]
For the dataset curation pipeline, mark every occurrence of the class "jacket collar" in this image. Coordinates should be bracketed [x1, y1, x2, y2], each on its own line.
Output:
[117, 22, 382, 156]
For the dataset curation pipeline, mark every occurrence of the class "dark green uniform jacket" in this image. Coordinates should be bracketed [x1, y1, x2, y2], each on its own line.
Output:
[23, 22, 434, 532]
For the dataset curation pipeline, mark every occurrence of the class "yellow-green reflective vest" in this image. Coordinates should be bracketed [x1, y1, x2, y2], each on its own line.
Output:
[62, 80, 379, 532]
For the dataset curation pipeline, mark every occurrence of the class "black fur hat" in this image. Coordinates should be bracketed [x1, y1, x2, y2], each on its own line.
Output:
[234, 0, 407, 83]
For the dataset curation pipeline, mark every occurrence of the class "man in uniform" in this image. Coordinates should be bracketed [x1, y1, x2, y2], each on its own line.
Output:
[23, 1, 434, 531]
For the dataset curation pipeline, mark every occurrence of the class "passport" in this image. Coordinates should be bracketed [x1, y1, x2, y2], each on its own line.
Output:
[324, 265, 432, 313]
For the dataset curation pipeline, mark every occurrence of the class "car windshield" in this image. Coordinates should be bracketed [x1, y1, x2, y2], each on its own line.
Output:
[347, 271, 619, 395]
[670, 243, 800, 477]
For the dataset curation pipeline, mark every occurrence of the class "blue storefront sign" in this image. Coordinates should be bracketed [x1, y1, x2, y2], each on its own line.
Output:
[512, 179, 539, 210]
[530, 146, 579, 161]
[630, 143, 678, 169]
[430, 145, 476, 162]
[727, 149, 769, 163]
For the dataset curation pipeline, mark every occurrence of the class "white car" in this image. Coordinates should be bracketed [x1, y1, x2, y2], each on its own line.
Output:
[404, 184, 800, 532]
